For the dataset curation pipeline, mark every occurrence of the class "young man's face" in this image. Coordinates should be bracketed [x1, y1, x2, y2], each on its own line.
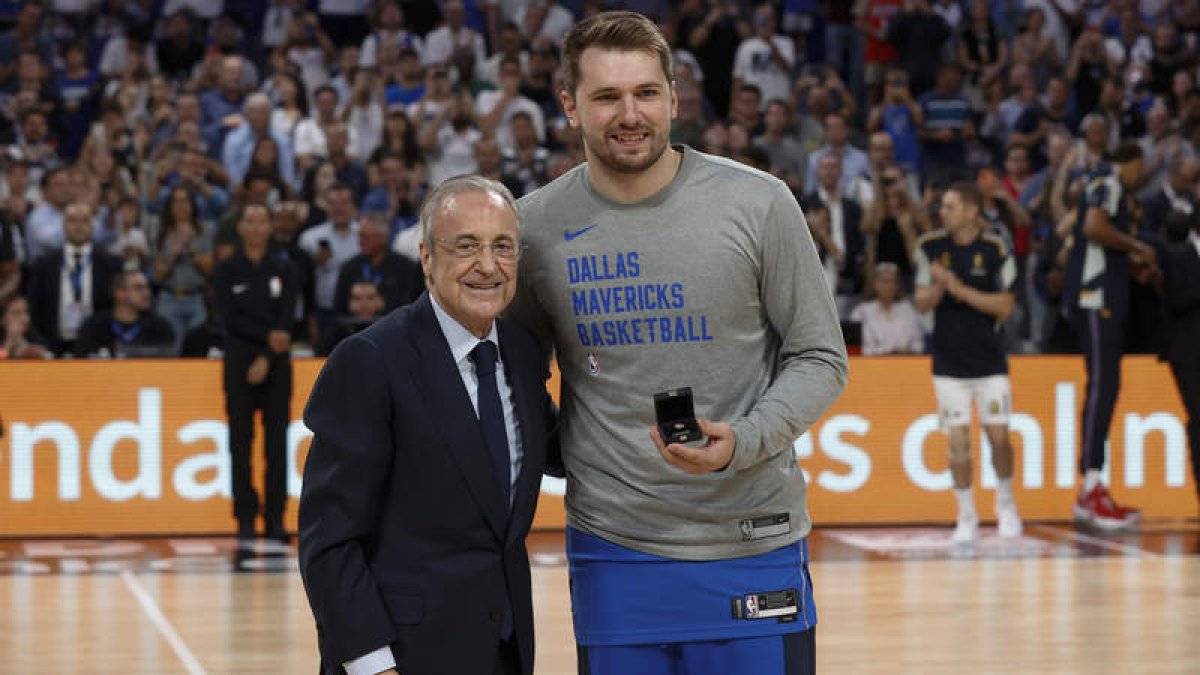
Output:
[562, 47, 676, 177]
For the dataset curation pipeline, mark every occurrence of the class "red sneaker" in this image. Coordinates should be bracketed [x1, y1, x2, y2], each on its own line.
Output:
[1074, 484, 1140, 530]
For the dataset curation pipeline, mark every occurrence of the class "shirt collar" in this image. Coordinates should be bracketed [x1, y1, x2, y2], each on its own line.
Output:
[429, 293, 500, 366]
[65, 242, 92, 258]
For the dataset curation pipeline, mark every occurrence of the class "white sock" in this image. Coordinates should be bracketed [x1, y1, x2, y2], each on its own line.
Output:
[996, 477, 1015, 510]
[955, 488, 976, 520]
[1083, 469, 1102, 492]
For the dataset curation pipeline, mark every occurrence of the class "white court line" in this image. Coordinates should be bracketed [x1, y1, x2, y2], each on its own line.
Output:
[120, 570, 208, 675]
[1032, 525, 1163, 559]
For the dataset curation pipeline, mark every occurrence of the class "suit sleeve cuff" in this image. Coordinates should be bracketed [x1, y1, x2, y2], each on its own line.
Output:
[344, 646, 395, 675]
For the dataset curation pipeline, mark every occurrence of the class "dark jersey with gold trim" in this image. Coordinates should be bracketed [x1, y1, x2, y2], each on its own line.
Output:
[915, 229, 1017, 377]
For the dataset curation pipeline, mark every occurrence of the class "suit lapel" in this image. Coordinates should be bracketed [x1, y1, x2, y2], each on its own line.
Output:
[497, 321, 544, 545]
[407, 295, 508, 540]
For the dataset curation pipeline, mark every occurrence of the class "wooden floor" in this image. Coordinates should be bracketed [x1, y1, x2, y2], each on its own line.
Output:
[2, 526, 1199, 674]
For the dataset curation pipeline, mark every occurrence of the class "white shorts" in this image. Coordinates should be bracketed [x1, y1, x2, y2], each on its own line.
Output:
[933, 375, 1012, 430]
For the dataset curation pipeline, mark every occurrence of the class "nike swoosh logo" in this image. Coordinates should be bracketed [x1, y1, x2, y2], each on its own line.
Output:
[564, 223, 598, 241]
[232, 284, 248, 294]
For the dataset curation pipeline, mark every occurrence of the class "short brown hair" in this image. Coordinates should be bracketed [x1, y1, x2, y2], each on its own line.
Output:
[560, 11, 672, 97]
[946, 181, 982, 210]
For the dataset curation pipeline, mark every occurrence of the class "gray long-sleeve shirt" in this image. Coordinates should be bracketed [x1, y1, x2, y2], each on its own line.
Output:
[511, 146, 848, 560]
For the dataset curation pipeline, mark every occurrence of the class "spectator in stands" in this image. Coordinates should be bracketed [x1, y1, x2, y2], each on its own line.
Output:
[0, 205, 20, 301]
[280, 11, 336, 102]
[867, 68, 923, 177]
[1148, 23, 1194, 98]
[421, 93, 482, 188]
[24, 167, 73, 261]
[1, 159, 34, 225]
[501, 111, 549, 197]
[268, 72, 309, 143]
[516, 0, 574, 46]
[0, 295, 48, 359]
[156, 10, 205, 82]
[298, 183, 361, 337]
[478, 20, 527, 89]
[678, 0, 746, 119]
[199, 55, 250, 154]
[152, 186, 214, 344]
[886, 0, 951, 98]
[7, 108, 61, 188]
[333, 211, 422, 316]
[1104, 7, 1151, 72]
[470, 135, 522, 200]
[1070, 113, 1112, 173]
[1066, 28, 1109, 118]
[408, 63, 456, 138]
[850, 261, 924, 355]
[423, 0, 486, 67]
[806, 153, 866, 305]
[370, 107, 426, 187]
[74, 269, 175, 357]
[361, 151, 419, 233]
[477, 55, 545, 152]
[56, 41, 100, 161]
[524, 39, 562, 123]
[384, 46, 426, 106]
[107, 196, 150, 272]
[155, 146, 231, 227]
[863, 164, 931, 289]
[0, 4, 55, 85]
[1096, 76, 1145, 148]
[315, 278, 387, 356]
[855, 0, 904, 104]
[223, 92, 298, 192]
[319, 123, 368, 204]
[805, 112, 869, 195]
[918, 62, 973, 179]
[343, 67, 382, 162]
[294, 85, 353, 173]
[732, 3, 795, 111]
[727, 83, 763, 136]
[754, 97, 805, 194]
[149, 91, 204, 156]
[672, 82, 709, 150]
[1010, 6, 1061, 91]
[26, 201, 123, 354]
[958, 0, 1008, 93]
[360, 0, 424, 68]
[300, 161, 336, 230]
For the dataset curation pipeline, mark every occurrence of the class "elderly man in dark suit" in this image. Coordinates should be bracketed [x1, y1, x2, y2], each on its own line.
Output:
[26, 202, 123, 355]
[298, 175, 557, 675]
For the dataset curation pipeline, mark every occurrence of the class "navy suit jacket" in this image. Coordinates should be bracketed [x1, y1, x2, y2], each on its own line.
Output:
[25, 248, 122, 351]
[298, 292, 556, 675]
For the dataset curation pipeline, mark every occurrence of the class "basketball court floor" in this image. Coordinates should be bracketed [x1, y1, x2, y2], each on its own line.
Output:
[2, 522, 1198, 673]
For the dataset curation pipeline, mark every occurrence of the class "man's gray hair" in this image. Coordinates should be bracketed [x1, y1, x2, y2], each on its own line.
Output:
[420, 175, 518, 250]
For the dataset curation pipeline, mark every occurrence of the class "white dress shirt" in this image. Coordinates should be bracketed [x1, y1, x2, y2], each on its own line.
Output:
[58, 243, 94, 342]
[344, 295, 523, 675]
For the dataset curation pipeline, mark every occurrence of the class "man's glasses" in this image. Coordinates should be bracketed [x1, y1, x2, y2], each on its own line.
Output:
[433, 237, 524, 262]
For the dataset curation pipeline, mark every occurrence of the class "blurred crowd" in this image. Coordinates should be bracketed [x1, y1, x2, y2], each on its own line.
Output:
[0, 0, 1194, 360]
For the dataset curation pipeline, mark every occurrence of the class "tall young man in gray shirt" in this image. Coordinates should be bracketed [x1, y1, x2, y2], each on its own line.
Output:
[509, 12, 847, 674]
